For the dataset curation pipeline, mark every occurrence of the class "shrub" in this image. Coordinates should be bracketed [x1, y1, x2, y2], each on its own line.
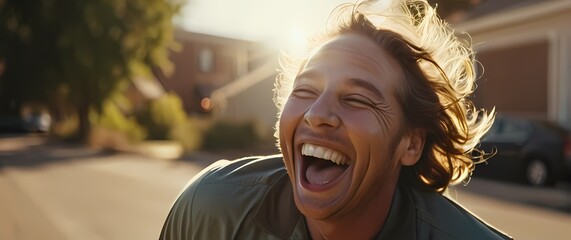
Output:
[137, 93, 186, 140]
[92, 100, 147, 143]
[137, 93, 202, 151]
[170, 117, 202, 152]
[202, 120, 259, 150]
[51, 114, 79, 140]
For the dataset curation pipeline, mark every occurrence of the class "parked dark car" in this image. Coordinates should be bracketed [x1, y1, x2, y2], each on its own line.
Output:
[0, 115, 27, 133]
[23, 112, 51, 132]
[474, 116, 571, 186]
[0, 112, 51, 134]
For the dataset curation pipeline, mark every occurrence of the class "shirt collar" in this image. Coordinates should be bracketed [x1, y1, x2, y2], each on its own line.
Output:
[375, 182, 417, 239]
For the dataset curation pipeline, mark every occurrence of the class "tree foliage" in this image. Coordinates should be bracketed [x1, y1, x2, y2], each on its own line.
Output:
[0, 0, 182, 140]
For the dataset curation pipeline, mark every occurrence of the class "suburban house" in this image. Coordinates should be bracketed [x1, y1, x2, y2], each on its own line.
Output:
[159, 30, 279, 138]
[454, 0, 571, 130]
[156, 0, 571, 143]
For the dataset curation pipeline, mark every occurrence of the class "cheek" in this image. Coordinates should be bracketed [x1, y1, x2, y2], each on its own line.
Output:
[280, 99, 307, 128]
[279, 100, 306, 179]
[349, 111, 392, 140]
[279, 103, 294, 129]
[347, 110, 403, 167]
[278, 99, 306, 148]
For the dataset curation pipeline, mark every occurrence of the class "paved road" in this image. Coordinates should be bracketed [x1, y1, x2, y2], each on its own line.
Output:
[451, 179, 571, 239]
[1, 135, 570, 240]
[0, 135, 214, 240]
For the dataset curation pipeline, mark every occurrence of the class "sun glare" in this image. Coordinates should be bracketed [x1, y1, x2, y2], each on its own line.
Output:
[181, 0, 352, 52]
[283, 26, 309, 57]
[288, 27, 307, 48]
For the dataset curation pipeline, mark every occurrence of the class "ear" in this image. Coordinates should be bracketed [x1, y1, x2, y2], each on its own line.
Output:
[399, 129, 425, 166]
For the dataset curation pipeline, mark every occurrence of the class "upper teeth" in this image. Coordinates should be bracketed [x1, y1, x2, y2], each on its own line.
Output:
[301, 143, 348, 165]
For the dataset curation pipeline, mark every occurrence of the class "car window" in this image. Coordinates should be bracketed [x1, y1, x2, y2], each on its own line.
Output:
[485, 118, 531, 143]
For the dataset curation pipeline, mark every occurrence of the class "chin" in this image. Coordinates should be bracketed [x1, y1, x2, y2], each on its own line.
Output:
[290, 162, 355, 220]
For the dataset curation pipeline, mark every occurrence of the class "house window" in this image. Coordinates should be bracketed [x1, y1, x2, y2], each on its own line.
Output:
[198, 47, 214, 72]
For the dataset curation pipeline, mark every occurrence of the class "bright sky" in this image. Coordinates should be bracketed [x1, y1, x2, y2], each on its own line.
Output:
[178, 0, 353, 50]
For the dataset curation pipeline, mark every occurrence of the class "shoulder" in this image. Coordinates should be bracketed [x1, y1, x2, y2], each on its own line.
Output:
[159, 155, 294, 240]
[169, 154, 289, 215]
[199, 154, 289, 185]
[407, 187, 512, 240]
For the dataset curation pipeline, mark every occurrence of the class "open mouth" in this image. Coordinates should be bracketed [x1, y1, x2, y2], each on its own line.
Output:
[301, 143, 350, 188]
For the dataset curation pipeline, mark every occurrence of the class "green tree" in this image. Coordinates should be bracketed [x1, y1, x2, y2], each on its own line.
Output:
[0, 0, 182, 140]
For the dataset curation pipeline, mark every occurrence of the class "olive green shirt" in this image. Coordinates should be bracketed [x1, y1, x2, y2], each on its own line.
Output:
[160, 155, 512, 240]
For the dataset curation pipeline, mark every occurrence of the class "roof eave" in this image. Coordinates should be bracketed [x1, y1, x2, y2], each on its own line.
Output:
[455, 1, 571, 34]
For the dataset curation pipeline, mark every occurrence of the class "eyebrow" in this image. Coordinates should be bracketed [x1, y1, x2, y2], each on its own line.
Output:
[347, 78, 385, 101]
[294, 70, 316, 82]
[295, 71, 387, 101]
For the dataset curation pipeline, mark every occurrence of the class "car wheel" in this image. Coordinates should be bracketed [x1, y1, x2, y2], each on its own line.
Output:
[525, 158, 551, 186]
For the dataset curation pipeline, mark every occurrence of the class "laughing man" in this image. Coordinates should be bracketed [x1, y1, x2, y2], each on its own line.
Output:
[160, 0, 511, 239]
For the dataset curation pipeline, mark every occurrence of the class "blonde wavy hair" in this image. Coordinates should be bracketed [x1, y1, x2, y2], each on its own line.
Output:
[274, 0, 495, 192]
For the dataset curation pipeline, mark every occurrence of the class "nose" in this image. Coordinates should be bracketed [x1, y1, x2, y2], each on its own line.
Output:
[304, 96, 341, 129]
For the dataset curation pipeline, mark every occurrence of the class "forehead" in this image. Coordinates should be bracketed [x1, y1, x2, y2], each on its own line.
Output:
[301, 33, 403, 88]
[313, 33, 385, 60]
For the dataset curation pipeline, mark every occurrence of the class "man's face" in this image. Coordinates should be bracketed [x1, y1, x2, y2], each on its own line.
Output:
[279, 33, 410, 219]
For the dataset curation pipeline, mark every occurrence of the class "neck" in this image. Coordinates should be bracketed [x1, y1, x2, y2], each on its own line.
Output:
[306, 178, 399, 240]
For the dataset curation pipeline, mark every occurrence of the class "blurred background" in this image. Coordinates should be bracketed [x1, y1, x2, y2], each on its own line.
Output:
[0, 0, 570, 239]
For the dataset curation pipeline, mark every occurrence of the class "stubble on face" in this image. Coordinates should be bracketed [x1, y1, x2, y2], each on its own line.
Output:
[278, 33, 410, 224]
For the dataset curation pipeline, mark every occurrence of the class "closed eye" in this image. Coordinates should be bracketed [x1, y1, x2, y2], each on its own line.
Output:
[291, 86, 318, 99]
[343, 94, 376, 108]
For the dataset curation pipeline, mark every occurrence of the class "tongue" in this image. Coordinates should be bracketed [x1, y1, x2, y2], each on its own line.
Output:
[306, 160, 346, 186]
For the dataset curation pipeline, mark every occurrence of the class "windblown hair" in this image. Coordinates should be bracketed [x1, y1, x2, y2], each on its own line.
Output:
[274, 0, 495, 193]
